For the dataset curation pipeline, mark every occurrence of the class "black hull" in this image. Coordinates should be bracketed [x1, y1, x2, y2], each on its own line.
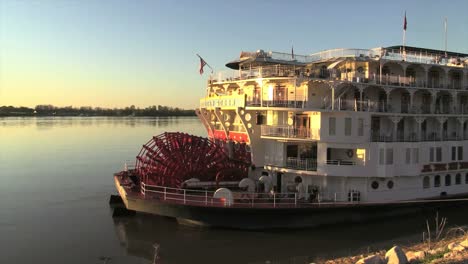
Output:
[131, 198, 468, 230]
[115, 177, 468, 229]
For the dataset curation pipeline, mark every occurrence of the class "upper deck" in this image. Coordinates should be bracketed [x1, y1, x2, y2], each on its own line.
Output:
[224, 46, 468, 72]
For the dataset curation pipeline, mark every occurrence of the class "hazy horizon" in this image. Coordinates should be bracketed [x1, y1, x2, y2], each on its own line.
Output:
[0, 103, 196, 110]
[1, 0, 467, 109]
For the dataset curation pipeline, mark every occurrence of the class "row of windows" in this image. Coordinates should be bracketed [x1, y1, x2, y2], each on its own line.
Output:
[422, 173, 468, 189]
[379, 148, 394, 165]
[329, 117, 364, 137]
[429, 146, 464, 163]
[405, 148, 419, 164]
[381, 147, 463, 165]
[452, 146, 464, 161]
[380, 148, 419, 165]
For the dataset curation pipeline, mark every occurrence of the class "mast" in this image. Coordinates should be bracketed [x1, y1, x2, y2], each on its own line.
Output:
[444, 17, 448, 57]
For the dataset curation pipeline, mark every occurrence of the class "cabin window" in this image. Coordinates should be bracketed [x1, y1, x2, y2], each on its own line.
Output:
[430, 147, 434, 162]
[379, 148, 384, 165]
[371, 181, 379, 190]
[286, 145, 298, 158]
[436, 147, 442, 162]
[452, 147, 457, 161]
[405, 148, 411, 164]
[386, 148, 393, 165]
[456, 173, 461, 185]
[423, 176, 430, 189]
[329, 117, 336, 136]
[434, 175, 441, 187]
[413, 148, 419, 164]
[387, 181, 394, 189]
[458, 146, 463, 160]
[465, 173, 468, 184]
[445, 174, 451, 186]
[344, 118, 352, 136]
[358, 118, 364, 136]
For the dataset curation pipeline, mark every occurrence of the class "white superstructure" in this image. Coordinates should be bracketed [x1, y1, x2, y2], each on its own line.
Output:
[196, 46, 468, 203]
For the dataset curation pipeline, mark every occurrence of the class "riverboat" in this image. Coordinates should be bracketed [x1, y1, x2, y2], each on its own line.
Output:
[114, 45, 468, 229]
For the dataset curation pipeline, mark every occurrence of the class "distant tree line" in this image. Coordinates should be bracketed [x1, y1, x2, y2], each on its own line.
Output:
[0, 105, 196, 117]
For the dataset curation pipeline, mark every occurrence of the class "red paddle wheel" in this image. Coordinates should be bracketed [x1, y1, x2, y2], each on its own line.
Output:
[135, 132, 251, 188]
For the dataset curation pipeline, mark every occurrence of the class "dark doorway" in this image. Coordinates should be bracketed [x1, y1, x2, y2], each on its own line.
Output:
[276, 172, 283, 193]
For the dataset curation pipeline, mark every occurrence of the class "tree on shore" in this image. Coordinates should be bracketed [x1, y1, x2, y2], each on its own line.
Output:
[0, 105, 196, 117]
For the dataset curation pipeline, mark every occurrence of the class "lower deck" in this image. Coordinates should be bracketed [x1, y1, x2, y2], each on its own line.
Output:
[114, 174, 468, 229]
[261, 167, 468, 203]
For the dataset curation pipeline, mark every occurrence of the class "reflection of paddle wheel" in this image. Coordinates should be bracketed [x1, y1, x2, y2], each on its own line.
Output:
[135, 132, 251, 188]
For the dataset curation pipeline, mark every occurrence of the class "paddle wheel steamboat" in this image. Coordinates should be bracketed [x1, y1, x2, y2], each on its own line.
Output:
[114, 46, 468, 229]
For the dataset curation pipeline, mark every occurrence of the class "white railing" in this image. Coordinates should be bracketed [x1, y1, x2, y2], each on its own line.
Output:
[136, 181, 468, 208]
[326, 160, 357, 166]
[139, 181, 367, 207]
[261, 125, 320, 139]
[253, 100, 306, 108]
[383, 48, 468, 68]
[286, 157, 317, 171]
[211, 64, 300, 83]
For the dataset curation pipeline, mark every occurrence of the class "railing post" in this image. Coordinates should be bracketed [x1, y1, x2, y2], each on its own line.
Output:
[164, 187, 167, 200]
[294, 193, 297, 207]
[334, 193, 337, 203]
[205, 191, 208, 205]
[183, 189, 186, 204]
[273, 193, 276, 208]
[251, 193, 254, 207]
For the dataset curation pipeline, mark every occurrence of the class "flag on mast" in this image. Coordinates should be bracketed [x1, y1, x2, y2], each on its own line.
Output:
[196, 54, 213, 75]
[403, 11, 407, 31]
[199, 57, 207, 75]
[402, 11, 407, 61]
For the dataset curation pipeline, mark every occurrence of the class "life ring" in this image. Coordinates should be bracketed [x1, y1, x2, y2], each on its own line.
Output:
[346, 149, 354, 158]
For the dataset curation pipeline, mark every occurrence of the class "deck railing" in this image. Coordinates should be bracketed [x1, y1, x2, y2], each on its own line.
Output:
[210, 65, 466, 91]
[261, 125, 320, 139]
[136, 181, 468, 209]
[139, 181, 366, 208]
[326, 160, 357, 166]
[286, 157, 317, 171]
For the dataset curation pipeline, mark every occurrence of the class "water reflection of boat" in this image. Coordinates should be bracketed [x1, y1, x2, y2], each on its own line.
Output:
[111, 209, 468, 264]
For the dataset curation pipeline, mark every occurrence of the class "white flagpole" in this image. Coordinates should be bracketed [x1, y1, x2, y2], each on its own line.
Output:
[444, 17, 448, 57]
[402, 11, 407, 61]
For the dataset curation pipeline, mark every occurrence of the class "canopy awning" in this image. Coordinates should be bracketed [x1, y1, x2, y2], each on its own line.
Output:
[327, 59, 345, 70]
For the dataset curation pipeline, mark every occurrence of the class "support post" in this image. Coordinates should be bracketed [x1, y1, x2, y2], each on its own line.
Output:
[273, 193, 276, 208]
[331, 86, 335, 110]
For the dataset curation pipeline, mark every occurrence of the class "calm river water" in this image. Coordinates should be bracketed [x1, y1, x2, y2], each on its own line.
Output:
[1, 116, 468, 264]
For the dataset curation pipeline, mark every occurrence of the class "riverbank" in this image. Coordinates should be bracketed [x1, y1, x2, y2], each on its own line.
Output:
[320, 229, 468, 264]
[0, 105, 196, 117]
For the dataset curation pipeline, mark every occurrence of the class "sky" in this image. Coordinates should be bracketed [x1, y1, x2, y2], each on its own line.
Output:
[0, 0, 467, 109]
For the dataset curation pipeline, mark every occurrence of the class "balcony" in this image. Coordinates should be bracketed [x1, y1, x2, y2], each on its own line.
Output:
[286, 157, 317, 171]
[261, 125, 319, 140]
